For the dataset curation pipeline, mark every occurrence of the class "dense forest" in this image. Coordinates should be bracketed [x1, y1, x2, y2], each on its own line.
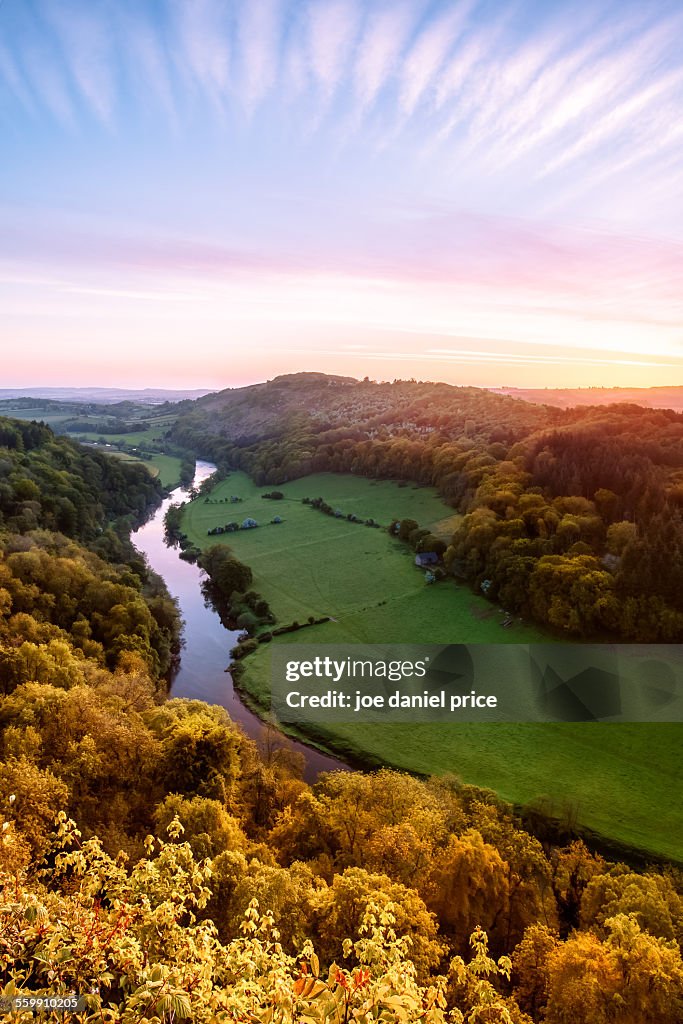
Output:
[171, 373, 683, 641]
[0, 411, 682, 1020]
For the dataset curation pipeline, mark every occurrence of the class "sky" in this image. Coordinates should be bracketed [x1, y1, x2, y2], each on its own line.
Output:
[3, 0, 683, 391]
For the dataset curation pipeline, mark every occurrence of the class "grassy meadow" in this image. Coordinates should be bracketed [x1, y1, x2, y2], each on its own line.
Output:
[181, 470, 683, 861]
[143, 453, 184, 488]
[74, 444, 182, 488]
[3, 407, 77, 428]
[180, 471, 544, 640]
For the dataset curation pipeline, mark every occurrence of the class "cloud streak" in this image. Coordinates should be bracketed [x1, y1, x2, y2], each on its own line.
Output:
[1, 0, 681, 211]
[307, 0, 361, 100]
[170, 0, 231, 111]
[398, 1, 473, 117]
[4, 1, 683, 388]
[42, 1, 117, 125]
[237, 0, 283, 111]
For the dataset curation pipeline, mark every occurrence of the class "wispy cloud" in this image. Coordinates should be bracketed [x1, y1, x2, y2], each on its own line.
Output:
[306, 0, 361, 100]
[170, 0, 231, 110]
[398, 0, 473, 118]
[41, 1, 116, 125]
[539, 69, 683, 178]
[119, 8, 179, 127]
[353, 1, 423, 110]
[0, 39, 37, 117]
[236, 0, 283, 111]
[22, 42, 77, 128]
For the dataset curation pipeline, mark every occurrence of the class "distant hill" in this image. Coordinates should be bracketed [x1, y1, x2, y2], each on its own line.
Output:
[0, 386, 214, 405]
[176, 371, 556, 447]
[492, 386, 683, 412]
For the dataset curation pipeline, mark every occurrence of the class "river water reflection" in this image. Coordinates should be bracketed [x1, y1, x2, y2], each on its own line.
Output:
[132, 460, 344, 779]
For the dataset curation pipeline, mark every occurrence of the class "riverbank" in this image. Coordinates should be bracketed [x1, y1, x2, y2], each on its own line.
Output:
[131, 461, 345, 779]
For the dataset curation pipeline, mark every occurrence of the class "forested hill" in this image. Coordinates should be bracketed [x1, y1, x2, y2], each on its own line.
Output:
[0, 416, 163, 539]
[174, 371, 559, 449]
[171, 373, 683, 641]
[0, 415, 180, 683]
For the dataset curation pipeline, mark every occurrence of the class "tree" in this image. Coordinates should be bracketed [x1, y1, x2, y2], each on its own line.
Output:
[544, 914, 683, 1024]
[550, 840, 605, 935]
[512, 923, 559, 1019]
[427, 830, 510, 950]
[469, 801, 557, 948]
[606, 520, 636, 555]
[152, 699, 244, 803]
[313, 866, 444, 983]
[198, 544, 252, 597]
[580, 869, 683, 944]
[306, 769, 450, 871]
[0, 757, 69, 857]
[154, 794, 248, 860]
[221, 860, 318, 950]
[398, 518, 419, 541]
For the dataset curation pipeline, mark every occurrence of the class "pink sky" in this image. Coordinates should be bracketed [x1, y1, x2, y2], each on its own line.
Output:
[3, 0, 683, 390]
[4, 208, 683, 389]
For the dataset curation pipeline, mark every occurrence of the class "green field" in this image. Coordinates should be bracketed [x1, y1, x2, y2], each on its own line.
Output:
[78, 443, 183, 488]
[66, 425, 172, 447]
[4, 408, 77, 428]
[181, 471, 683, 862]
[181, 471, 545, 639]
[143, 453, 183, 488]
[246, 654, 683, 860]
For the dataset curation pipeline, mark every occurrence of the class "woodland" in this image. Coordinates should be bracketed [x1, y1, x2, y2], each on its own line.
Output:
[0, 409, 682, 1021]
[172, 373, 683, 642]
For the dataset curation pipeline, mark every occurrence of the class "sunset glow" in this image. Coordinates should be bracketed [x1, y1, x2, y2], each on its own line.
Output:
[3, 0, 683, 388]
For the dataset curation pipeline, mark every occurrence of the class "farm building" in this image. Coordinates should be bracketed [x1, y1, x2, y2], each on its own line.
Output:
[415, 552, 439, 567]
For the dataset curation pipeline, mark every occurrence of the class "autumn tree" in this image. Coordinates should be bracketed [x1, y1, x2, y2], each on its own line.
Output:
[427, 830, 510, 951]
[544, 913, 683, 1024]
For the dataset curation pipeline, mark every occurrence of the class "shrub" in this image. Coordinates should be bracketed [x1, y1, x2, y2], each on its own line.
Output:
[236, 611, 258, 630]
[230, 638, 259, 659]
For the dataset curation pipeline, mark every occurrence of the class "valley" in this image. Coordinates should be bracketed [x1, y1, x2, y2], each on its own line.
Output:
[178, 466, 683, 861]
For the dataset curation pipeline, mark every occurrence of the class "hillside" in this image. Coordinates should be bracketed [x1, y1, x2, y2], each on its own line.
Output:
[174, 371, 559, 448]
[171, 372, 683, 645]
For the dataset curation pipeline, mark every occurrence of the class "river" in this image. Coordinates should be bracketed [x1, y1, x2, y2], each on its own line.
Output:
[132, 460, 344, 779]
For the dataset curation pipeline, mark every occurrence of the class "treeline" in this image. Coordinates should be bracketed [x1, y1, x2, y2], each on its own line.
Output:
[171, 378, 683, 640]
[196, 543, 275, 638]
[61, 418, 143, 434]
[303, 494, 382, 527]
